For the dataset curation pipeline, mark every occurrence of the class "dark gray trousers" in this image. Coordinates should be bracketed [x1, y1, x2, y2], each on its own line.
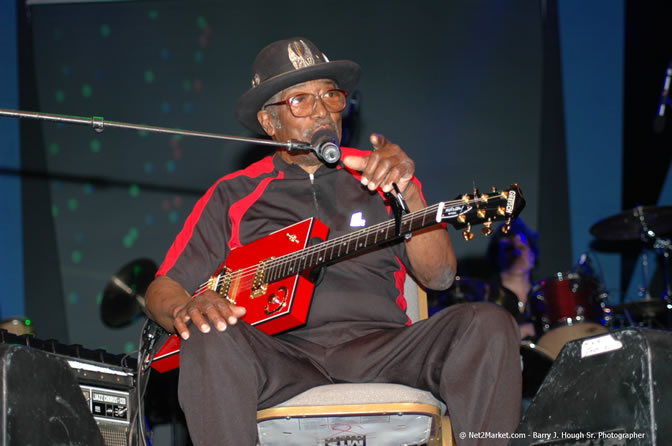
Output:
[177, 302, 522, 446]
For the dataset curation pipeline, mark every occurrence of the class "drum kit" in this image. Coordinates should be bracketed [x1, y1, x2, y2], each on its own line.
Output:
[434, 205, 672, 399]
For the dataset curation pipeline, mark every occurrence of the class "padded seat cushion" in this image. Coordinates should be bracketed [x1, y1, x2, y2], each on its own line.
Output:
[274, 383, 447, 415]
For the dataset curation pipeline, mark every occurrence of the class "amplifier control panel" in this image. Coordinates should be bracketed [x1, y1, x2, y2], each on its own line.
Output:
[81, 385, 130, 425]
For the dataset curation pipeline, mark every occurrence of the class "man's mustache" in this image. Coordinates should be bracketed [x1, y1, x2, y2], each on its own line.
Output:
[302, 119, 338, 140]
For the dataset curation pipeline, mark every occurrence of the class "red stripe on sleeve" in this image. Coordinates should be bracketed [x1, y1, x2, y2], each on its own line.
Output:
[156, 156, 276, 276]
[394, 256, 412, 326]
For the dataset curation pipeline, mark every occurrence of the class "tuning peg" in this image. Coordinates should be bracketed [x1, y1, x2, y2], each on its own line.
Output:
[479, 193, 489, 203]
[461, 193, 470, 203]
[462, 223, 475, 241]
[477, 208, 486, 219]
[481, 219, 493, 236]
[501, 217, 512, 234]
[491, 186, 498, 193]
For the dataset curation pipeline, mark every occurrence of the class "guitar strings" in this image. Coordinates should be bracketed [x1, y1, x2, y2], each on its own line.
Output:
[190, 203, 440, 296]
[190, 194, 506, 297]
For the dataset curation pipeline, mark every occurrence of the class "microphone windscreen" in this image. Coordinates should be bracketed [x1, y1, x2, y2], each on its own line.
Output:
[310, 128, 339, 147]
[311, 128, 341, 164]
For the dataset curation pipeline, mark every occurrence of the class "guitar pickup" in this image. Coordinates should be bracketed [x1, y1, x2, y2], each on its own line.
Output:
[250, 258, 272, 298]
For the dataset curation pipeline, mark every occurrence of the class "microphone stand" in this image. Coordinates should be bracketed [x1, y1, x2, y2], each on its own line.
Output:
[0, 108, 314, 153]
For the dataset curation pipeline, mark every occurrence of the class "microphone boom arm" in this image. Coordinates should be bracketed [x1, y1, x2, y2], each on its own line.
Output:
[0, 108, 313, 152]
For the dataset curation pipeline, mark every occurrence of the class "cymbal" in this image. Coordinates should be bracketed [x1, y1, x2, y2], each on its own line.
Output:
[610, 298, 671, 320]
[590, 206, 672, 241]
[101, 258, 157, 328]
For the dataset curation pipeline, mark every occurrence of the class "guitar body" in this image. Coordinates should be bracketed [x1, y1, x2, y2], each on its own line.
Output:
[151, 218, 328, 373]
[228, 218, 328, 333]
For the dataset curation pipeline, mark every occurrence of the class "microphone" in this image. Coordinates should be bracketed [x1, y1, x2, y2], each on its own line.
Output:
[654, 61, 672, 134]
[310, 128, 341, 164]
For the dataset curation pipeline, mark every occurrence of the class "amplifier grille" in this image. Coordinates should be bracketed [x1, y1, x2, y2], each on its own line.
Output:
[97, 421, 129, 446]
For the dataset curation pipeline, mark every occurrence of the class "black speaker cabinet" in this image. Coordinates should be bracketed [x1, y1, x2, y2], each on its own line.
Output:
[513, 328, 672, 445]
[0, 344, 105, 445]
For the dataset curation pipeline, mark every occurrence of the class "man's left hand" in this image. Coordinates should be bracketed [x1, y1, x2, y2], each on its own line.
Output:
[342, 133, 415, 194]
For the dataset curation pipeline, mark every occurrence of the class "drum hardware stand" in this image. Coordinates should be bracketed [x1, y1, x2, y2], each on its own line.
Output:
[621, 209, 672, 328]
[636, 206, 656, 301]
[652, 237, 672, 301]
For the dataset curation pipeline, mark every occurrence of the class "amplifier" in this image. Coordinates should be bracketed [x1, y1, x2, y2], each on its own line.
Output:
[69, 358, 136, 446]
[513, 328, 672, 445]
[0, 330, 137, 446]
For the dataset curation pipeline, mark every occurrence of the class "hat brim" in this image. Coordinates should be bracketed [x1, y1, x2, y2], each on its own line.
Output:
[235, 60, 361, 135]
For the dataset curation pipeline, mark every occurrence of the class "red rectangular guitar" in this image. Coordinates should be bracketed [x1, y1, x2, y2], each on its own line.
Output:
[150, 185, 525, 372]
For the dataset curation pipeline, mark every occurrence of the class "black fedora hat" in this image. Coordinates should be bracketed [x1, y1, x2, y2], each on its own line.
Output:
[235, 37, 361, 134]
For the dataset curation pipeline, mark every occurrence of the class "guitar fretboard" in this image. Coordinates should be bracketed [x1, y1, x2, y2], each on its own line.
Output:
[264, 203, 441, 282]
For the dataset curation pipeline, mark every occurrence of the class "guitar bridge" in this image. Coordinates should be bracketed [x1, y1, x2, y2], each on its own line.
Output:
[206, 268, 235, 303]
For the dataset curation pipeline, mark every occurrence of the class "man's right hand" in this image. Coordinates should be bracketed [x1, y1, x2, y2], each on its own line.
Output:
[171, 290, 247, 340]
[144, 275, 247, 340]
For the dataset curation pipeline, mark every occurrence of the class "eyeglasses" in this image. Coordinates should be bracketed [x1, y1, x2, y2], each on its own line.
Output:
[264, 89, 348, 117]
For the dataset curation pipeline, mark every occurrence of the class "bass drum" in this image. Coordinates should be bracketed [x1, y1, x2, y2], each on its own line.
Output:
[532, 271, 608, 359]
[535, 322, 607, 359]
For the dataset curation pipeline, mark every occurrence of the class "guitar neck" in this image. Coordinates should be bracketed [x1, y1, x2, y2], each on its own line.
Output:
[264, 203, 440, 283]
[194, 184, 524, 298]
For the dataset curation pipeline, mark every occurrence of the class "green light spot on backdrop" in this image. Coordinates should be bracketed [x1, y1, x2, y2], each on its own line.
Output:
[194, 51, 204, 63]
[48, 143, 60, 155]
[123, 226, 140, 248]
[148, 10, 159, 20]
[145, 70, 155, 83]
[90, 139, 101, 153]
[129, 184, 140, 197]
[138, 129, 149, 137]
[51, 205, 59, 218]
[196, 16, 208, 29]
[182, 80, 192, 91]
[124, 342, 136, 353]
[81, 84, 93, 98]
[68, 198, 79, 211]
[68, 292, 80, 305]
[96, 293, 103, 306]
[169, 210, 179, 223]
[100, 24, 111, 37]
[55, 90, 65, 103]
[71, 250, 83, 264]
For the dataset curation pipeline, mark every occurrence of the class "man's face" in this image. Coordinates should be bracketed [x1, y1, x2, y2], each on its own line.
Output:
[257, 79, 343, 145]
[507, 234, 535, 273]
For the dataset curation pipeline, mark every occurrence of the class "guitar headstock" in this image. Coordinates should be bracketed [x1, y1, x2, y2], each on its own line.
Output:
[436, 184, 526, 241]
